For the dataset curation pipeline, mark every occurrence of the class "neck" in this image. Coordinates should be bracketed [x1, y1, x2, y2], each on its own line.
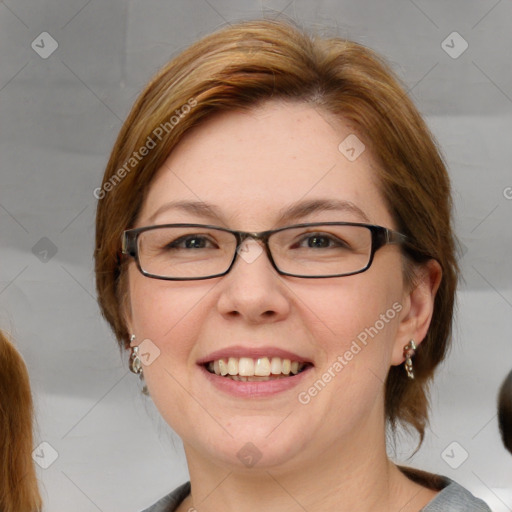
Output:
[180, 412, 430, 512]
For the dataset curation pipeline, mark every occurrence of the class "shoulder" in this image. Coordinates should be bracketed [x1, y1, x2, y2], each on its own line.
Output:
[139, 476, 492, 512]
[139, 482, 191, 512]
[399, 466, 491, 512]
[422, 479, 492, 512]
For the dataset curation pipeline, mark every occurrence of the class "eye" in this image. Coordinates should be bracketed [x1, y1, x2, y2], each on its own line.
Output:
[296, 233, 348, 249]
[304, 234, 333, 248]
[165, 234, 217, 250]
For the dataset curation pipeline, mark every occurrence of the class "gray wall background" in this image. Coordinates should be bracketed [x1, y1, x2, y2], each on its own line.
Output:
[0, 1, 511, 511]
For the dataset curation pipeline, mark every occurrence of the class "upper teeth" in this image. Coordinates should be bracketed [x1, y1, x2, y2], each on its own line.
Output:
[207, 357, 304, 377]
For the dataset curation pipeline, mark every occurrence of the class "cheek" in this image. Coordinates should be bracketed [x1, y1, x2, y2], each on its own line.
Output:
[127, 269, 213, 359]
[129, 271, 211, 336]
[127, 272, 215, 424]
[307, 272, 401, 337]
[294, 273, 403, 421]
[298, 263, 404, 376]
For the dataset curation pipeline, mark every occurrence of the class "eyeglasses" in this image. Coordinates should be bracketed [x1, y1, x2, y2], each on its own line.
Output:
[121, 222, 409, 280]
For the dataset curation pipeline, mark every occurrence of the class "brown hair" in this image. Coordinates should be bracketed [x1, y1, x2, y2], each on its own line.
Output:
[0, 331, 42, 512]
[95, 19, 458, 443]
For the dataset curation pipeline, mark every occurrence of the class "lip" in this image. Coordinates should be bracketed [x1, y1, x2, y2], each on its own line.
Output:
[198, 363, 314, 398]
[196, 345, 313, 365]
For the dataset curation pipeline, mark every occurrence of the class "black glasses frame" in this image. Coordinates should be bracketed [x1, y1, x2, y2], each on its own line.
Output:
[121, 222, 409, 281]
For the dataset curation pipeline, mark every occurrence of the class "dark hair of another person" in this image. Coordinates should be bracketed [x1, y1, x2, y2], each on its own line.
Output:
[498, 370, 512, 454]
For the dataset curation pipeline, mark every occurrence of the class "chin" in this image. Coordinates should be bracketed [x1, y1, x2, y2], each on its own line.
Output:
[190, 418, 312, 472]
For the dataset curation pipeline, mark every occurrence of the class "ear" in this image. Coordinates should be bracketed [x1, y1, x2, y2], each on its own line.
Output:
[391, 259, 442, 365]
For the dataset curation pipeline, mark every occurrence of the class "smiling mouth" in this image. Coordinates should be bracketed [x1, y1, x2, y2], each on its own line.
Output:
[205, 356, 312, 382]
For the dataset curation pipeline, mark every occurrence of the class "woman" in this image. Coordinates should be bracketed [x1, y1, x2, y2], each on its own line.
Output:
[0, 330, 43, 512]
[95, 19, 491, 511]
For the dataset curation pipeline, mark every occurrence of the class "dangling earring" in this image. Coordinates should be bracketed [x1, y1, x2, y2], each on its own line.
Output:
[403, 340, 417, 380]
[129, 334, 142, 375]
[129, 335, 149, 396]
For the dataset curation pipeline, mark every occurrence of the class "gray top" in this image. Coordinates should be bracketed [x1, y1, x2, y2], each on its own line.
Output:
[140, 476, 491, 512]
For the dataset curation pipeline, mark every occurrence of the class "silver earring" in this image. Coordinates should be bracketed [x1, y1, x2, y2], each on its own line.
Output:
[129, 334, 142, 375]
[403, 340, 417, 380]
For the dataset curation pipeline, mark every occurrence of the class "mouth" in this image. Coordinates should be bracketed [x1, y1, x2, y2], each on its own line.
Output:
[203, 356, 312, 382]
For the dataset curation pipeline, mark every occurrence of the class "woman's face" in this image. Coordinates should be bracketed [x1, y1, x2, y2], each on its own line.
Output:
[126, 101, 414, 471]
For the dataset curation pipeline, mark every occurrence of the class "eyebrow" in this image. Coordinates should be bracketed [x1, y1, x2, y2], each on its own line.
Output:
[275, 198, 371, 225]
[147, 198, 371, 226]
[148, 200, 225, 224]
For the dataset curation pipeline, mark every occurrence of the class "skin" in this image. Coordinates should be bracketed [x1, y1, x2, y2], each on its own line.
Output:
[125, 100, 442, 512]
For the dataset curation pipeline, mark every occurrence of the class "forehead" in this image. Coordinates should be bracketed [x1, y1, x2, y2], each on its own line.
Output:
[137, 101, 394, 229]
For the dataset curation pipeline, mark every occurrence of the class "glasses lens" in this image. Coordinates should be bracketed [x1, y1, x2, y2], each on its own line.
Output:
[137, 226, 236, 279]
[270, 224, 372, 277]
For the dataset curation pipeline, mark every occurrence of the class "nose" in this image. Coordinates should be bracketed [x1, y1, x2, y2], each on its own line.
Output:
[216, 238, 291, 323]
